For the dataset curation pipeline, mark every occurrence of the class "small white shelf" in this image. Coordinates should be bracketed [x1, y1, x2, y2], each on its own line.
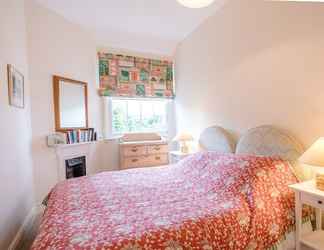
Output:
[54, 141, 98, 148]
[301, 230, 324, 250]
[52, 136, 122, 148]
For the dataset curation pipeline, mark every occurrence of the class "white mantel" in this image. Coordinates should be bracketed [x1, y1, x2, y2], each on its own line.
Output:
[55, 141, 97, 181]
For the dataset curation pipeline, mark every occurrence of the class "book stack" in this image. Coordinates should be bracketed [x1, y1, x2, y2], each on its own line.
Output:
[316, 174, 324, 191]
[66, 128, 97, 144]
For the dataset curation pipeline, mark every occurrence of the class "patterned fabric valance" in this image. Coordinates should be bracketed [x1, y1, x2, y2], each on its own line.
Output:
[98, 52, 174, 98]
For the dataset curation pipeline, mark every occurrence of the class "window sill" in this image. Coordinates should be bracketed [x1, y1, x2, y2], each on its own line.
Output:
[102, 135, 123, 141]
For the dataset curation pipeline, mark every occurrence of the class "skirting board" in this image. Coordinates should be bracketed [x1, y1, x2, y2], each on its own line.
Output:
[8, 205, 43, 250]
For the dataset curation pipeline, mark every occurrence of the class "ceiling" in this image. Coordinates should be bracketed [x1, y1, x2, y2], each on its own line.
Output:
[35, 0, 227, 56]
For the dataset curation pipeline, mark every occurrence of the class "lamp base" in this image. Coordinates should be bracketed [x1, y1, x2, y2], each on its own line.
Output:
[316, 174, 324, 191]
[180, 144, 189, 154]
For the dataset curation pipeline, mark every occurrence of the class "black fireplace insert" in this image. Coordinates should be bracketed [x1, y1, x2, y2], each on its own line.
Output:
[65, 156, 86, 179]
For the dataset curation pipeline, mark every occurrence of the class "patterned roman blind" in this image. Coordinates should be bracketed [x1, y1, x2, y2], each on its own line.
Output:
[98, 52, 174, 98]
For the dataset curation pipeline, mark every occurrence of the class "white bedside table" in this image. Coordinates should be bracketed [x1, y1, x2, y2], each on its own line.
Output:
[289, 181, 324, 250]
[169, 151, 195, 164]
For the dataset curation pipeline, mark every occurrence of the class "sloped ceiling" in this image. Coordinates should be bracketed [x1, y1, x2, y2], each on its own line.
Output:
[35, 0, 227, 56]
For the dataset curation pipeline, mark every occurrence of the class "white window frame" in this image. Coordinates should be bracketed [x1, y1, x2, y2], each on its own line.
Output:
[103, 97, 174, 138]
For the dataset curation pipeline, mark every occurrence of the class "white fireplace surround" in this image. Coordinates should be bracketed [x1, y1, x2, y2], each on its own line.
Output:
[55, 142, 96, 181]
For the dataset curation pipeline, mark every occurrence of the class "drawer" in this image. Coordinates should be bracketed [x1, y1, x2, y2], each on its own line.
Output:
[301, 193, 324, 209]
[146, 154, 169, 166]
[147, 144, 168, 154]
[122, 145, 147, 156]
[123, 156, 147, 168]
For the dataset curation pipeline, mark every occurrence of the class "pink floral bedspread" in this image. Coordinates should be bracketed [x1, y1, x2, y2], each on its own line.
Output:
[32, 152, 301, 250]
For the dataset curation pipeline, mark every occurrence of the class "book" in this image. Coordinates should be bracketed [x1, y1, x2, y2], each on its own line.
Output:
[65, 128, 97, 144]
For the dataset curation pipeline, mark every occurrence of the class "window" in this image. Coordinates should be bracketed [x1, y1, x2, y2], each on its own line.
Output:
[111, 98, 169, 134]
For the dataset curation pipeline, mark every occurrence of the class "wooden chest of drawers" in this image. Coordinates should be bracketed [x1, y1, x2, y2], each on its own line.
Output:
[120, 141, 169, 170]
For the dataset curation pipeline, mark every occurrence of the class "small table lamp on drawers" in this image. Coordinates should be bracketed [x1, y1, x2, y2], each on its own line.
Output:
[299, 137, 324, 191]
[173, 132, 194, 154]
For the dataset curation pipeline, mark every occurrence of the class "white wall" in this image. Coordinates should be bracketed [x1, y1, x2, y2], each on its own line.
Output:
[175, 0, 324, 148]
[0, 0, 35, 248]
[26, 0, 106, 204]
[25, 0, 175, 204]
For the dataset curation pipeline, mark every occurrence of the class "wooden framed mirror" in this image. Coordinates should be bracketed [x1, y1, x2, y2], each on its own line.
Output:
[53, 75, 88, 132]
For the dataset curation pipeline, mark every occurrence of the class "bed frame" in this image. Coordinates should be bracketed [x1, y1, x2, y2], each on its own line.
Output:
[199, 124, 311, 250]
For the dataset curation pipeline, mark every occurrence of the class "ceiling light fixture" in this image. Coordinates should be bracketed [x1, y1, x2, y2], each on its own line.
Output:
[176, 0, 216, 8]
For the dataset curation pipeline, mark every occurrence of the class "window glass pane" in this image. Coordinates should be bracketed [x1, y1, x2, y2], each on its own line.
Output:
[112, 100, 127, 134]
[154, 101, 167, 131]
[127, 100, 141, 132]
[141, 101, 154, 119]
[141, 101, 155, 131]
[153, 101, 165, 116]
[111, 98, 168, 134]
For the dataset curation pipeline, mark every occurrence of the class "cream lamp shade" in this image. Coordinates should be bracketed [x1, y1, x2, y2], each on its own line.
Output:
[173, 132, 194, 153]
[299, 137, 324, 191]
[176, 0, 215, 8]
[299, 137, 324, 167]
[173, 132, 194, 142]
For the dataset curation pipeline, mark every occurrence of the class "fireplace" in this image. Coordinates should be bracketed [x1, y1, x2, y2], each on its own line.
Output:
[55, 143, 94, 181]
[65, 156, 86, 179]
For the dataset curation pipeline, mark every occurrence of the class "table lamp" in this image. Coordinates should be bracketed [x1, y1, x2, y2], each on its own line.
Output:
[299, 137, 324, 191]
[173, 132, 194, 154]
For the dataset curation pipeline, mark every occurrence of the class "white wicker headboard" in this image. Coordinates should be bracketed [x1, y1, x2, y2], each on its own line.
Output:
[199, 125, 306, 179]
[199, 125, 304, 161]
[199, 126, 236, 153]
[236, 125, 304, 162]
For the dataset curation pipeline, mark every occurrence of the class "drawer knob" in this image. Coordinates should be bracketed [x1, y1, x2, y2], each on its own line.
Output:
[155, 156, 161, 160]
[318, 200, 323, 205]
[132, 159, 139, 163]
[131, 148, 138, 152]
[154, 147, 160, 151]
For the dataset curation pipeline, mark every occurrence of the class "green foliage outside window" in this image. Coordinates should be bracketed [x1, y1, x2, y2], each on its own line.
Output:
[111, 100, 167, 134]
[112, 106, 126, 133]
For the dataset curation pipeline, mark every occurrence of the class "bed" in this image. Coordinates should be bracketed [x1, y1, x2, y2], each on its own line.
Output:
[32, 125, 312, 250]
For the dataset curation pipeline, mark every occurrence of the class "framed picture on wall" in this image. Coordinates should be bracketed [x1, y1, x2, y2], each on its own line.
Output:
[7, 64, 24, 108]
